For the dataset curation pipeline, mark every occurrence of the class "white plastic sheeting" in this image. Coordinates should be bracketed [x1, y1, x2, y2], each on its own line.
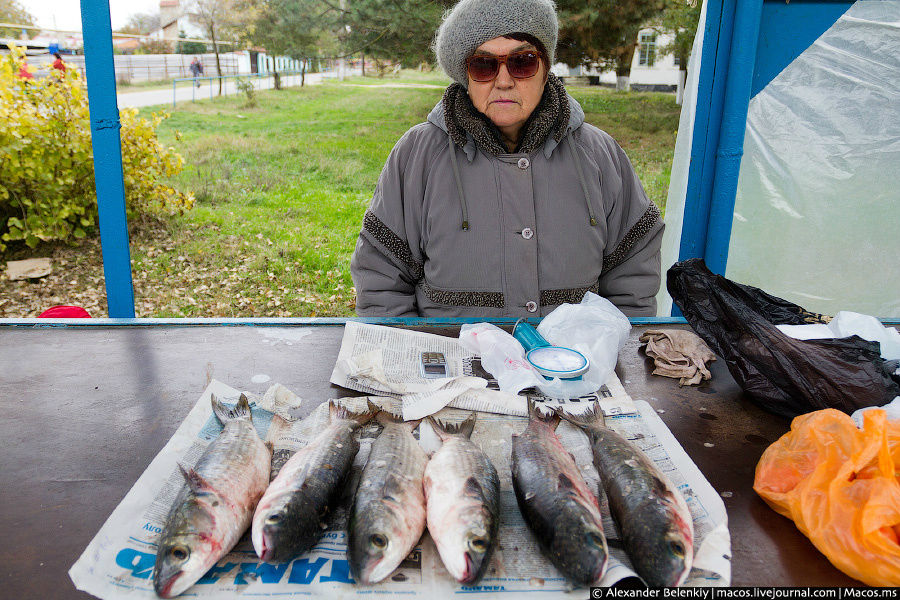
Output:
[726, 1, 900, 317]
[654, 0, 708, 316]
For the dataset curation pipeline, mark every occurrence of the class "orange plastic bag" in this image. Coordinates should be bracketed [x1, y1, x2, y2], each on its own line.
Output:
[754, 408, 900, 586]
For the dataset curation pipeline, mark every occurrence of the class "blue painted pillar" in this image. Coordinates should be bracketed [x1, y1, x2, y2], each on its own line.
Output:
[678, 0, 764, 274]
[80, 0, 135, 317]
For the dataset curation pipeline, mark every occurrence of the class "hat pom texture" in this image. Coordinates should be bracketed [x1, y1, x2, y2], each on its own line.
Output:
[434, 0, 558, 87]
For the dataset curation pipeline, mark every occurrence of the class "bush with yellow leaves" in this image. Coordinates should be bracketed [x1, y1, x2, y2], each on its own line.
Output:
[0, 46, 194, 250]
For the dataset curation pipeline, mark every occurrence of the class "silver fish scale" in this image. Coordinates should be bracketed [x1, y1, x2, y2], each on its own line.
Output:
[194, 419, 268, 491]
[360, 424, 426, 499]
[283, 421, 359, 492]
[437, 438, 498, 499]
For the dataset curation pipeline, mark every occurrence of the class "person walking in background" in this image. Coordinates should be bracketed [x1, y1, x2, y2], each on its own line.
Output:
[189, 57, 202, 86]
[52, 53, 66, 73]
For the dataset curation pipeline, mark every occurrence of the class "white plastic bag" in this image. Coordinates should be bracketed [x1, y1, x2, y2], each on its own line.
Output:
[459, 292, 631, 399]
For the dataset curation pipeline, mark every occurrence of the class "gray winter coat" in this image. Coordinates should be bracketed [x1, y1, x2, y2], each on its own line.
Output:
[350, 93, 663, 318]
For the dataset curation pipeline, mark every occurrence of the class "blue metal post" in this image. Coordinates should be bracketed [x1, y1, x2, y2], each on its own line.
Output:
[172, 79, 176, 107]
[80, 0, 135, 318]
[702, 0, 764, 273]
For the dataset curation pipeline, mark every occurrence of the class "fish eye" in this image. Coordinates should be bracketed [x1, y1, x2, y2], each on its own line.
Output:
[468, 536, 489, 553]
[669, 540, 686, 558]
[370, 533, 388, 549]
[587, 531, 604, 547]
[265, 512, 283, 525]
[170, 545, 190, 561]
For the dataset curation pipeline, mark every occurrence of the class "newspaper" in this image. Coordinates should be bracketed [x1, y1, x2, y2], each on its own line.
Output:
[69, 379, 731, 600]
[330, 321, 636, 419]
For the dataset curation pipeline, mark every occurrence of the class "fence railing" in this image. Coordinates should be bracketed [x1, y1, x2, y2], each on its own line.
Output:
[171, 70, 308, 107]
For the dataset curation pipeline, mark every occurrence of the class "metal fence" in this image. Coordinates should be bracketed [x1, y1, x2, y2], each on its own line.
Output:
[172, 70, 308, 107]
[20, 52, 247, 83]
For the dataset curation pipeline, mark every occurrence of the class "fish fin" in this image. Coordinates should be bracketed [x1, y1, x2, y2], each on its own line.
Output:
[376, 410, 421, 432]
[463, 476, 486, 503]
[329, 400, 380, 427]
[178, 463, 215, 495]
[557, 473, 576, 493]
[527, 398, 559, 430]
[553, 402, 605, 430]
[211, 393, 252, 424]
[427, 413, 477, 440]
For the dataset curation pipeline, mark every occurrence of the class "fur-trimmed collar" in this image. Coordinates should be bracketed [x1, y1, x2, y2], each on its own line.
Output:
[441, 72, 570, 156]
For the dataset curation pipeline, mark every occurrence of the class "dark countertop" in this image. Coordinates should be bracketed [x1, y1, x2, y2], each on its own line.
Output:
[0, 320, 861, 598]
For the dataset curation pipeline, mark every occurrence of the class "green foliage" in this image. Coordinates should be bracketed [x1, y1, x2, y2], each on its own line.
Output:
[658, 0, 702, 70]
[235, 76, 257, 107]
[241, 0, 338, 69]
[341, 0, 452, 67]
[0, 0, 35, 38]
[177, 30, 208, 54]
[0, 46, 193, 251]
[557, 0, 667, 75]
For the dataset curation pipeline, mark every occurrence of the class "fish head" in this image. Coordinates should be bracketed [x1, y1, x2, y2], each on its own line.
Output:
[436, 505, 497, 584]
[153, 532, 216, 598]
[252, 495, 301, 564]
[348, 504, 412, 585]
[550, 505, 609, 586]
[629, 500, 694, 587]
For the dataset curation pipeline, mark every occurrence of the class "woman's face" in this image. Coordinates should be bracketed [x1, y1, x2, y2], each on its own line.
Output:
[466, 36, 547, 144]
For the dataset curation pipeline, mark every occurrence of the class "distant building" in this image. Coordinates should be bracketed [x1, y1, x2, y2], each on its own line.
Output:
[552, 27, 683, 92]
[152, 0, 204, 43]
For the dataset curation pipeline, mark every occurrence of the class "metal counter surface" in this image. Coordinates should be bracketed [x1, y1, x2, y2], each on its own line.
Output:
[0, 322, 860, 598]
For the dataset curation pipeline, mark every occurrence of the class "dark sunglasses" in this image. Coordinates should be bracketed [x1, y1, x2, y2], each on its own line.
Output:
[465, 49, 544, 82]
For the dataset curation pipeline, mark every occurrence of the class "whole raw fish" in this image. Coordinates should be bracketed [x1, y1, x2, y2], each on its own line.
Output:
[154, 394, 271, 598]
[252, 400, 379, 563]
[511, 399, 608, 586]
[348, 411, 427, 585]
[556, 402, 694, 587]
[424, 413, 500, 584]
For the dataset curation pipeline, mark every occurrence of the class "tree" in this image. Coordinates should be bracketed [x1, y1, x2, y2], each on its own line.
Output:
[340, 0, 451, 70]
[658, 0, 702, 78]
[557, 0, 667, 90]
[189, 0, 240, 95]
[242, 0, 339, 88]
[0, 0, 36, 39]
[120, 11, 161, 35]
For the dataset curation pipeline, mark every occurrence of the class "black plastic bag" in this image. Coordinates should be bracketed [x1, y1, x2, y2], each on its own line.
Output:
[668, 258, 900, 418]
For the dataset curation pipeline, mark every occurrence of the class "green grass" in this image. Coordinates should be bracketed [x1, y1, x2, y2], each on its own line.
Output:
[137, 78, 679, 317]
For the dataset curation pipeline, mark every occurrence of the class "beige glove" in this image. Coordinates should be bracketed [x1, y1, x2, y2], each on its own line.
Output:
[639, 329, 717, 386]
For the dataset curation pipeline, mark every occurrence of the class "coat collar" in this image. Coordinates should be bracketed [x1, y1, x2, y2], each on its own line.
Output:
[427, 80, 585, 162]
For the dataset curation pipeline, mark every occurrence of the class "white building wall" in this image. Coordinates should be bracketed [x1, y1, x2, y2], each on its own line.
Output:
[552, 28, 683, 88]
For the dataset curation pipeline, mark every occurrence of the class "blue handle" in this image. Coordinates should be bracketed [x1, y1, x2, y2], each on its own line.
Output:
[512, 321, 551, 352]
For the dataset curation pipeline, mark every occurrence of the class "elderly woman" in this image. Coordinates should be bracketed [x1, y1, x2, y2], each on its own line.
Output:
[351, 0, 663, 318]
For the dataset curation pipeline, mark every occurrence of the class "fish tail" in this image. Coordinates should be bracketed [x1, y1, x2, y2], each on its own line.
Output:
[211, 393, 253, 424]
[376, 409, 421, 431]
[553, 402, 605, 430]
[329, 399, 380, 427]
[527, 398, 560, 430]
[427, 412, 477, 440]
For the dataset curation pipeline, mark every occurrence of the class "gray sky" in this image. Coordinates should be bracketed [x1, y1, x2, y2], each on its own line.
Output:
[20, 0, 162, 32]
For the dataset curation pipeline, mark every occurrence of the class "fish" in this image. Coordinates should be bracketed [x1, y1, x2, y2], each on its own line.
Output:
[510, 399, 608, 587]
[424, 413, 500, 584]
[154, 393, 271, 598]
[348, 411, 427, 585]
[556, 402, 694, 587]
[251, 400, 379, 563]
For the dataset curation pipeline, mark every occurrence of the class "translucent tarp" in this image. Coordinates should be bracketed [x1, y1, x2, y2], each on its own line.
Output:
[727, 1, 900, 317]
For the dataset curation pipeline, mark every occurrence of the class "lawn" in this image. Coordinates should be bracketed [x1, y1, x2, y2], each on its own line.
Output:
[0, 74, 680, 318]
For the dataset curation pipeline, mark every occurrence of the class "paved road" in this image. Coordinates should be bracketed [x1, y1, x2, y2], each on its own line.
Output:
[116, 70, 358, 109]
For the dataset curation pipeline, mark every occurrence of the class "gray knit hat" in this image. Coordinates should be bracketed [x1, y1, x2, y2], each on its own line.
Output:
[434, 0, 558, 88]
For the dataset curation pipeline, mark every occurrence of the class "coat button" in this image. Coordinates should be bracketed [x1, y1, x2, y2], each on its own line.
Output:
[517, 157, 530, 170]
[525, 301, 538, 313]
[521, 227, 534, 239]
